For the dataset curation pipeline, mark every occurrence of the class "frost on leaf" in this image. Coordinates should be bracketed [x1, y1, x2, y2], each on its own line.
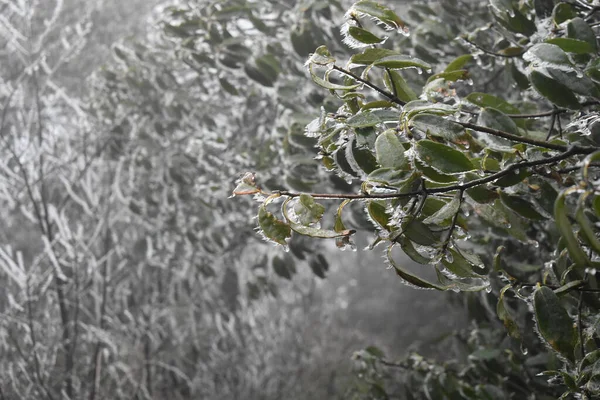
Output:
[258, 204, 291, 246]
[232, 172, 260, 196]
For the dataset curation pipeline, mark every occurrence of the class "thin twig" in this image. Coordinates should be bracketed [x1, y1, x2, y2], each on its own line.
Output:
[332, 65, 406, 106]
[274, 146, 582, 200]
[461, 36, 525, 58]
[458, 121, 591, 152]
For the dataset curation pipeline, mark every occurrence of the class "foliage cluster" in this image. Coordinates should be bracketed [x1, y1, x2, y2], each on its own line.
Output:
[232, 0, 600, 398]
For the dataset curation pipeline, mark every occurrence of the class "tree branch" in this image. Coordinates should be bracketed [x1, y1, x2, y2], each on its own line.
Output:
[275, 146, 582, 200]
[458, 121, 597, 153]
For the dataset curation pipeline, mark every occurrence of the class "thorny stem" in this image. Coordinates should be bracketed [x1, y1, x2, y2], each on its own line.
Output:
[274, 146, 584, 200]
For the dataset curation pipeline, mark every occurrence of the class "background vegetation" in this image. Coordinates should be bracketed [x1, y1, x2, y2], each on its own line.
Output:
[2, 0, 600, 399]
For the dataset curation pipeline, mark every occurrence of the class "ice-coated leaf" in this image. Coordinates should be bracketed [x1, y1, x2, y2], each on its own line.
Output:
[415, 140, 475, 174]
[552, 2, 576, 25]
[500, 192, 546, 221]
[383, 70, 418, 103]
[444, 54, 473, 72]
[290, 222, 355, 239]
[367, 167, 409, 186]
[545, 38, 594, 54]
[346, 109, 399, 128]
[398, 236, 432, 264]
[258, 205, 291, 246]
[465, 92, 521, 115]
[423, 191, 461, 224]
[555, 189, 590, 268]
[426, 69, 469, 83]
[375, 130, 406, 169]
[529, 70, 580, 109]
[524, 43, 573, 67]
[567, 17, 597, 51]
[347, 137, 378, 175]
[546, 68, 600, 98]
[387, 246, 446, 290]
[307, 45, 336, 66]
[373, 55, 431, 71]
[534, 286, 576, 362]
[346, 26, 386, 45]
[350, 48, 399, 65]
[477, 107, 519, 136]
[402, 216, 439, 246]
[309, 65, 361, 91]
[349, 1, 407, 32]
[367, 200, 390, 229]
[410, 113, 465, 140]
[497, 284, 521, 340]
[294, 194, 325, 226]
[465, 173, 498, 204]
[442, 249, 482, 278]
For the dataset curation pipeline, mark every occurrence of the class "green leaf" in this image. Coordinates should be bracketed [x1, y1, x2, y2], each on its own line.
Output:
[445, 54, 473, 72]
[367, 201, 390, 229]
[289, 222, 355, 239]
[415, 140, 475, 174]
[567, 17, 597, 52]
[294, 194, 325, 226]
[555, 189, 590, 268]
[307, 45, 336, 66]
[465, 92, 521, 115]
[427, 69, 469, 83]
[524, 43, 573, 67]
[258, 205, 291, 246]
[552, 2, 576, 25]
[554, 280, 585, 296]
[442, 249, 482, 278]
[387, 246, 446, 290]
[497, 285, 521, 340]
[500, 192, 546, 221]
[367, 168, 409, 185]
[409, 113, 465, 140]
[546, 38, 594, 54]
[350, 48, 399, 65]
[346, 109, 399, 128]
[373, 55, 431, 71]
[465, 173, 498, 204]
[529, 70, 580, 109]
[375, 130, 406, 169]
[398, 235, 432, 264]
[347, 137, 378, 175]
[478, 107, 519, 135]
[309, 65, 361, 91]
[347, 26, 386, 45]
[423, 191, 461, 224]
[534, 286, 576, 362]
[383, 70, 418, 103]
[349, 1, 407, 31]
[546, 68, 600, 98]
[402, 216, 439, 246]
[219, 77, 239, 95]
